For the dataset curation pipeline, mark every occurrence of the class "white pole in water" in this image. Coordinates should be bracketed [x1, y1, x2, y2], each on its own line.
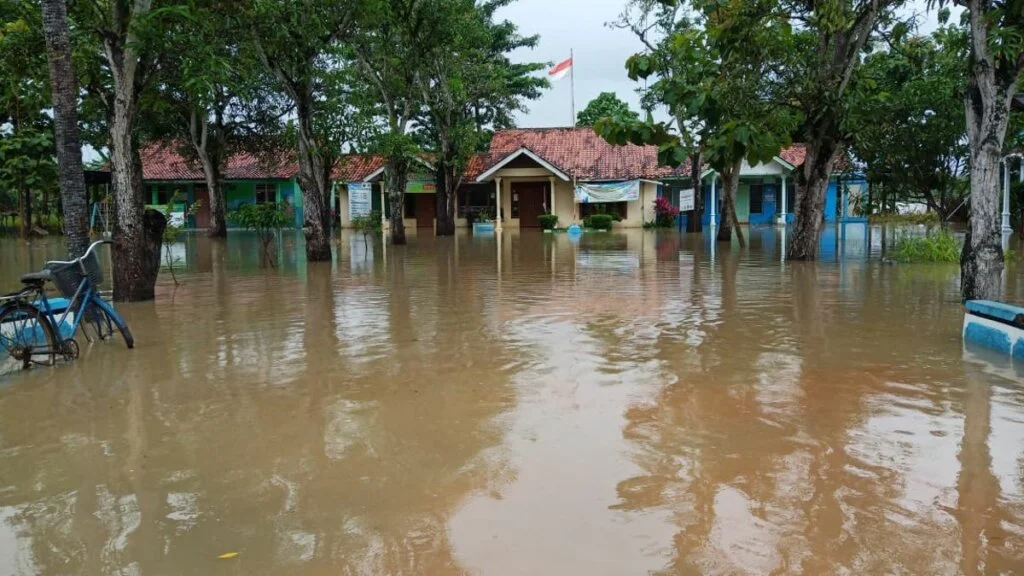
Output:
[709, 173, 718, 228]
[495, 177, 503, 231]
[1003, 159, 1012, 233]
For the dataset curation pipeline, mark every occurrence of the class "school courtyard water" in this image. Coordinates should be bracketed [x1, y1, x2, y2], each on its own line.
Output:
[1, 226, 1023, 574]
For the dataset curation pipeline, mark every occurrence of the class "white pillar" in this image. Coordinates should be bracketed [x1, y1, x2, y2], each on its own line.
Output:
[840, 180, 848, 220]
[778, 174, 788, 226]
[548, 175, 556, 221]
[495, 177, 503, 231]
[709, 174, 717, 228]
[1003, 160, 1012, 233]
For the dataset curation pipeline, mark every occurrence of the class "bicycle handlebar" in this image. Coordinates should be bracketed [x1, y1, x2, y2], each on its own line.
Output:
[45, 239, 112, 267]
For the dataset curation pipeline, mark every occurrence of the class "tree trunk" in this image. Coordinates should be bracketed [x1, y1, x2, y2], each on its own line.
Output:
[294, 96, 332, 261]
[717, 160, 746, 247]
[109, 116, 153, 300]
[788, 136, 840, 260]
[101, 0, 161, 301]
[686, 150, 703, 233]
[386, 158, 410, 245]
[20, 182, 31, 239]
[42, 30, 86, 228]
[189, 111, 227, 237]
[959, 0, 1016, 301]
[434, 158, 458, 236]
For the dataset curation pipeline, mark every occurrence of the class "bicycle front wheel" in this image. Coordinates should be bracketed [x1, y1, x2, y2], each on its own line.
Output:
[0, 302, 58, 369]
[85, 297, 134, 349]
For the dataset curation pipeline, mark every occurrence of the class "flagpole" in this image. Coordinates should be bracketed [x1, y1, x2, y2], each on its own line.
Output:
[570, 48, 576, 127]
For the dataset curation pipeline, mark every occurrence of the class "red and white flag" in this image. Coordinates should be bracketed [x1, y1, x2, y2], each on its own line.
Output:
[548, 57, 573, 82]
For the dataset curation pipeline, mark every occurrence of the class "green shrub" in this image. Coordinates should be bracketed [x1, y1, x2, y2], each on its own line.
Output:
[585, 214, 614, 231]
[538, 213, 558, 230]
[230, 202, 290, 266]
[891, 229, 961, 263]
[869, 212, 941, 225]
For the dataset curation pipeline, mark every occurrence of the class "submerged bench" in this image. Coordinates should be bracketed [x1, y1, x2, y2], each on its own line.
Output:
[963, 300, 1024, 359]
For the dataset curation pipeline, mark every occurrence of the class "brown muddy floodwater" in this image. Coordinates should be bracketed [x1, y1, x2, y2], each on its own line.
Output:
[1, 227, 1024, 575]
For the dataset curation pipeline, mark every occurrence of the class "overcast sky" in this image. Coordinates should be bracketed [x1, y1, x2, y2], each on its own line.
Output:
[497, 0, 960, 128]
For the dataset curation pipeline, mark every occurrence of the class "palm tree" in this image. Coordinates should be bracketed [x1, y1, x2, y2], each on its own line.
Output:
[40, 0, 88, 257]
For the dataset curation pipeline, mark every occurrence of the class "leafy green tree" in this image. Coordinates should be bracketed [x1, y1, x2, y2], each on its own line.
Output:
[416, 0, 546, 236]
[353, 0, 429, 245]
[145, 0, 289, 238]
[929, 2, 1024, 300]
[598, 0, 796, 246]
[250, 0, 361, 260]
[576, 92, 638, 128]
[70, 0, 181, 301]
[0, 128, 57, 234]
[696, 0, 909, 259]
[611, 1, 706, 232]
[0, 2, 52, 238]
[849, 26, 969, 219]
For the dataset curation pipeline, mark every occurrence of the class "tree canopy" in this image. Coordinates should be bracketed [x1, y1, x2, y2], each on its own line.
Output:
[576, 92, 638, 127]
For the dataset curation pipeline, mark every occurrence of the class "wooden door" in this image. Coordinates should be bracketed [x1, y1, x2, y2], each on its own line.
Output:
[192, 184, 211, 229]
[514, 182, 547, 228]
[415, 193, 436, 227]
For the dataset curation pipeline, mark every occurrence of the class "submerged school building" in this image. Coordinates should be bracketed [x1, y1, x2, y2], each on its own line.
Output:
[138, 128, 862, 231]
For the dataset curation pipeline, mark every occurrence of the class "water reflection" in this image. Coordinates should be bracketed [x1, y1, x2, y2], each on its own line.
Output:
[0, 226, 1022, 574]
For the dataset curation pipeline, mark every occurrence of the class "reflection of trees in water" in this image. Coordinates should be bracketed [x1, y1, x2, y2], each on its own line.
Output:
[0, 239, 517, 574]
[611, 252, 1023, 573]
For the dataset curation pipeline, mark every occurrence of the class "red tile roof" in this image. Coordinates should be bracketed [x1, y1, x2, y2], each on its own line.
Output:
[465, 128, 691, 181]
[138, 143, 386, 182]
[140, 144, 298, 180]
[138, 132, 815, 185]
[332, 155, 385, 181]
[777, 144, 807, 168]
[467, 128, 812, 181]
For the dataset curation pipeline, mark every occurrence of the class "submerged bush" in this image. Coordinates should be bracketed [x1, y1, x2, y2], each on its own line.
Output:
[869, 212, 941, 225]
[538, 213, 558, 230]
[891, 229, 961, 263]
[584, 214, 614, 230]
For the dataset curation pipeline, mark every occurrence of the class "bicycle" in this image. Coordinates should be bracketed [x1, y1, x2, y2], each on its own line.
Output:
[0, 240, 133, 370]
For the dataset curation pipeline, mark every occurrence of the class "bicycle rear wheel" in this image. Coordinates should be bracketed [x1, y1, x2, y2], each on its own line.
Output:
[0, 302, 58, 369]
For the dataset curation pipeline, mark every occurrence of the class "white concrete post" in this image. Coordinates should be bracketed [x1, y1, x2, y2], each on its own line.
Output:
[548, 176, 556, 221]
[777, 174, 788, 226]
[495, 177, 503, 231]
[709, 173, 718, 228]
[1003, 160, 1012, 233]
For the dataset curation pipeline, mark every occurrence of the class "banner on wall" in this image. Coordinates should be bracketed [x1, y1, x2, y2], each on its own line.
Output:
[348, 182, 372, 219]
[678, 188, 695, 211]
[574, 180, 640, 203]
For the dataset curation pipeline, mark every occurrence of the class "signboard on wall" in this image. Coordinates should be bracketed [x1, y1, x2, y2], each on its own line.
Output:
[348, 182, 372, 219]
[406, 179, 436, 193]
[678, 188, 695, 212]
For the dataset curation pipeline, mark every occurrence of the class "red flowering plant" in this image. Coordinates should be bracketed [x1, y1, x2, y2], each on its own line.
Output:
[653, 196, 680, 228]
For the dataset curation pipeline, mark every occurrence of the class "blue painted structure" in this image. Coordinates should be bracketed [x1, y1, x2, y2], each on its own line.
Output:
[472, 222, 496, 234]
[963, 300, 1024, 359]
[748, 183, 778, 225]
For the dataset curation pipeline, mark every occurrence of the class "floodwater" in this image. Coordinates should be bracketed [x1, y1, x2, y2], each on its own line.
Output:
[1, 226, 1023, 575]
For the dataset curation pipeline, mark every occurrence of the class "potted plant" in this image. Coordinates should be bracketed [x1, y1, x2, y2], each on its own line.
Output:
[473, 209, 496, 234]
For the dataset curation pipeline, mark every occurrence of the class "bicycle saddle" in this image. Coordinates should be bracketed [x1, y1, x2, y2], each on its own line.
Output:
[20, 270, 53, 284]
